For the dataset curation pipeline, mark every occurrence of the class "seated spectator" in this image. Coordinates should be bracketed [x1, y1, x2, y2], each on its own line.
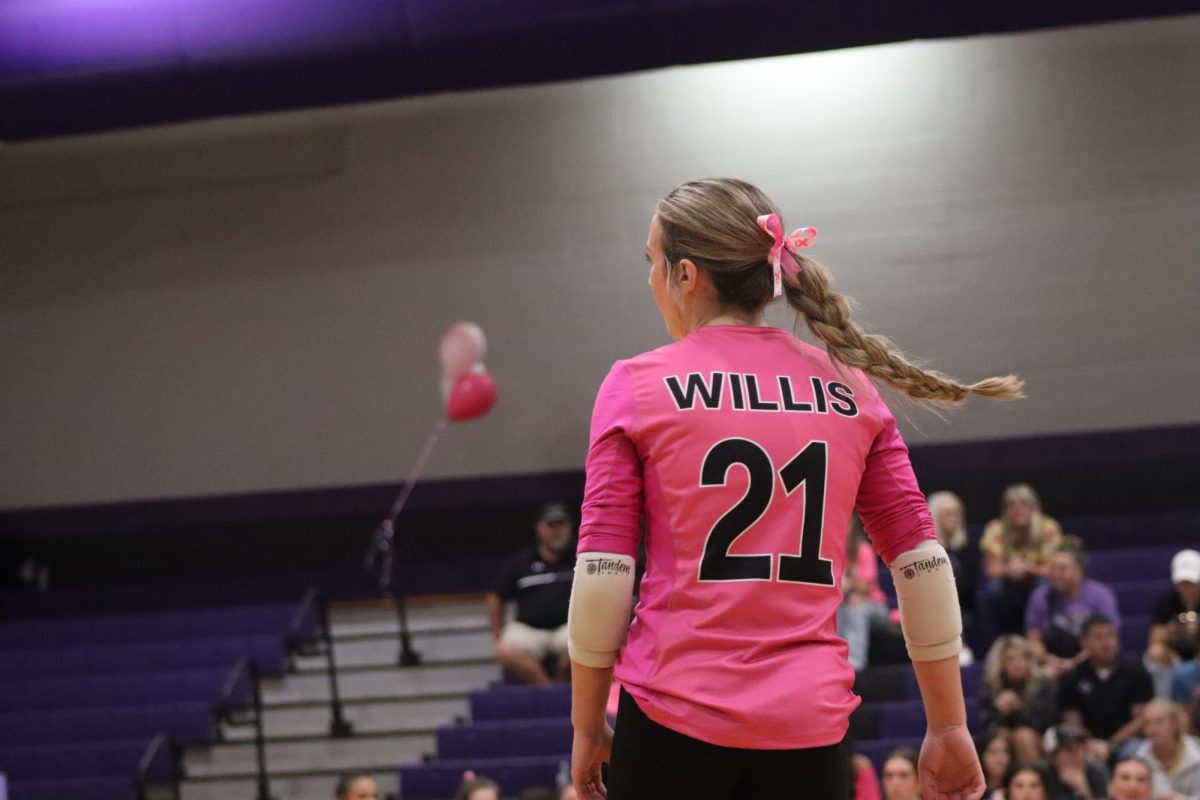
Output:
[853, 753, 883, 800]
[881, 748, 921, 800]
[1105, 757, 1154, 800]
[456, 774, 502, 800]
[1003, 762, 1055, 800]
[486, 503, 576, 684]
[1044, 724, 1109, 800]
[334, 773, 378, 800]
[837, 514, 891, 671]
[1133, 700, 1200, 800]
[1025, 538, 1120, 677]
[1058, 615, 1154, 761]
[980, 484, 1063, 645]
[980, 729, 1016, 798]
[1146, 550, 1200, 698]
[929, 490, 980, 616]
[984, 635, 1059, 762]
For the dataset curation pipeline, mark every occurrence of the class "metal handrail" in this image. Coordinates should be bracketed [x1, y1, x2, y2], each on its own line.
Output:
[320, 595, 353, 738]
[287, 587, 320, 651]
[135, 731, 178, 800]
[217, 656, 253, 719]
[246, 659, 275, 800]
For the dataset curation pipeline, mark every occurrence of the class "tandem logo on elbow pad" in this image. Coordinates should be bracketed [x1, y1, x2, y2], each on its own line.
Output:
[584, 557, 633, 577]
[901, 555, 950, 581]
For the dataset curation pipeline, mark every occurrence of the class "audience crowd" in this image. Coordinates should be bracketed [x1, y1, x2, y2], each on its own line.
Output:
[455, 484, 1200, 799]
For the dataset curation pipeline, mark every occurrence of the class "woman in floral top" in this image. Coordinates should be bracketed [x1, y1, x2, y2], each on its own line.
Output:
[979, 483, 1062, 642]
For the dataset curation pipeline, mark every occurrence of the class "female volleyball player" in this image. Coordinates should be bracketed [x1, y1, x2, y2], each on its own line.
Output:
[567, 179, 1022, 799]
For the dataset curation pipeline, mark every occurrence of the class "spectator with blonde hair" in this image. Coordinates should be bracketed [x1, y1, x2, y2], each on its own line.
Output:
[1133, 700, 1200, 800]
[929, 490, 980, 642]
[979, 484, 1063, 645]
[983, 635, 1058, 762]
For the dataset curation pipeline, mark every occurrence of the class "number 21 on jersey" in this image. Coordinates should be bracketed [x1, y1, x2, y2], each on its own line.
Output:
[697, 438, 835, 586]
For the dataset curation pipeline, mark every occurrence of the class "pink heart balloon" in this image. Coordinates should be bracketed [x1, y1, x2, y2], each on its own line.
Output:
[439, 322, 487, 381]
[446, 370, 497, 422]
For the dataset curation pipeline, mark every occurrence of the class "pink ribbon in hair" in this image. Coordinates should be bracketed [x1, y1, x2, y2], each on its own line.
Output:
[756, 213, 817, 298]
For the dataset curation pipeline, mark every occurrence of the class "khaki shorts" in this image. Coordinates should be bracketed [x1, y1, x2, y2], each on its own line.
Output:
[500, 620, 570, 661]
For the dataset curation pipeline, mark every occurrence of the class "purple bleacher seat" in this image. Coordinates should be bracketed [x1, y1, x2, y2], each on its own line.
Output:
[437, 718, 573, 760]
[400, 756, 563, 800]
[0, 740, 145, 780]
[1059, 513, 1200, 551]
[1119, 615, 1150, 652]
[4, 775, 133, 800]
[0, 606, 296, 652]
[1111, 580, 1168, 616]
[0, 702, 212, 747]
[469, 684, 572, 721]
[1088, 547, 1175, 584]
[0, 634, 284, 679]
[0, 668, 228, 712]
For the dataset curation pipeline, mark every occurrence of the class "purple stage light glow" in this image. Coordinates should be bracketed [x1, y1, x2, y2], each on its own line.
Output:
[0, 0, 400, 77]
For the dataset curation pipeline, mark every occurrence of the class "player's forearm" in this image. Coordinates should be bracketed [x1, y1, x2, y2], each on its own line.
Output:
[913, 656, 969, 731]
[571, 662, 613, 733]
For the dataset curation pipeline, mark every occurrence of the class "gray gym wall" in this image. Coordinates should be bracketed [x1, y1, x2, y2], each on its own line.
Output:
[2, 15, 1198, 511]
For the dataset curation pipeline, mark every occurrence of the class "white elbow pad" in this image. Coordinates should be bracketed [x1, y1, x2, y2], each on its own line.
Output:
[567, 552, 636, 668]
[890, 540, 963, 662]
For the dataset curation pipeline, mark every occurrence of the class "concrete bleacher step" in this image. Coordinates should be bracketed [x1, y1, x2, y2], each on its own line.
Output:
[259, 660, 501, 704]
[222, 694, 471, 740]
[174, 600, 500, 799]
[180, 768, 399, 800]
[328, 598, 489, 638]
[183, 730, 435, 778]
[291, 628, 494, 671]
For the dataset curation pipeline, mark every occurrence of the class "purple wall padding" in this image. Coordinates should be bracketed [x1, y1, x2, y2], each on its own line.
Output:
[0, 0, 1195, 139]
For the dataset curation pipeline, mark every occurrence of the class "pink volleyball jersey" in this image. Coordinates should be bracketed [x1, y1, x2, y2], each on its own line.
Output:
[578, 325, 936, 750]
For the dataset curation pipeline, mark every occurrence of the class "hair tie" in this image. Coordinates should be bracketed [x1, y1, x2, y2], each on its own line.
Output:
[756, 213, 817, 298]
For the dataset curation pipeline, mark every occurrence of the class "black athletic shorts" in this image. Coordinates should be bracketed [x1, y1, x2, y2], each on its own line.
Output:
[607, 688, 850, 799]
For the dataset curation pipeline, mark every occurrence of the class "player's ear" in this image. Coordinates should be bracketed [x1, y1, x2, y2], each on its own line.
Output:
[676, 258, 703, 296]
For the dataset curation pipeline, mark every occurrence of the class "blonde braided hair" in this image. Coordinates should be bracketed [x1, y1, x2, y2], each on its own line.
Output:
[656, 178, 1023, 407]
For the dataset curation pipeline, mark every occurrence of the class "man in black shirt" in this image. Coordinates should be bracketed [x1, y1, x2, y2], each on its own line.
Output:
[487, 503, 576, 684]
[1059, 615, 1155, 762]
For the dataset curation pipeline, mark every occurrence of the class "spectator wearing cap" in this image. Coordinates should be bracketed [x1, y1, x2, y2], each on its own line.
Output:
[1058, 615, 1154, 763]
[1045, 724, 1110, 800]
[486, 503, 576, 684]
[1104, 757, 1153, 800]
[1146, 550, 1200, 699]
[1025, 538, 1120, 677]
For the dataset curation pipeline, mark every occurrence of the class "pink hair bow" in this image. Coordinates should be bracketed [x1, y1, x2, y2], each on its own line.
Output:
[756, 213, 817, 298]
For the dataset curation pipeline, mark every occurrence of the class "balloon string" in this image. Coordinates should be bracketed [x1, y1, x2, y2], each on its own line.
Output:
[386, 417, 448, 525]
[375, 417, 448, 591]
